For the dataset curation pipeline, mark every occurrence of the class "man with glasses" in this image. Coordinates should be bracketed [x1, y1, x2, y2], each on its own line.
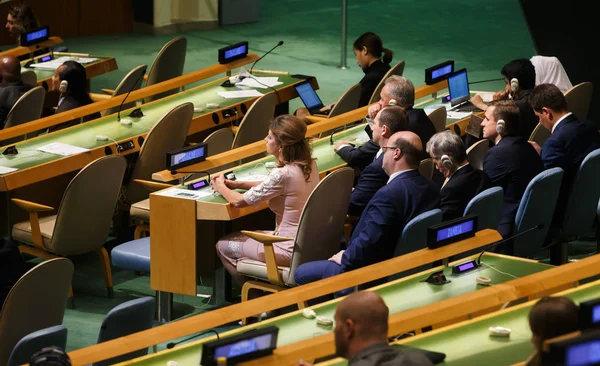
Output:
[294, 131, 440, 298]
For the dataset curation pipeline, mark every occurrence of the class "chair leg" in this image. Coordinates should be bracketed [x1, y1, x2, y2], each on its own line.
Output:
[68, 285, 75, 309]
[241, 281, 284, 325]
[134, 224, 150, 239]
[297, 301, 307, 310]
[96, 247, 114, 298]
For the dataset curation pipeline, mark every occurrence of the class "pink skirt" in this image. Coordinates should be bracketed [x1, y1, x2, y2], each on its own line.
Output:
[216, 231, 293, 267]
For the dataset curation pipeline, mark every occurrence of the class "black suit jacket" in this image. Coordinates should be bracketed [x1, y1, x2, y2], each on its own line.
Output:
[541, 114, 600, 224]
[0, 81, 33, 128]
[358, 60, 390, 107]
[336, 138, 380, 171]
[483, 135, 543, 237]
[48, 95, 101, 133]
[440, 164, 490, 221]
[406, 108, 436, 151]
[515, 89, 539, 139]
[348, 152, 387, 216]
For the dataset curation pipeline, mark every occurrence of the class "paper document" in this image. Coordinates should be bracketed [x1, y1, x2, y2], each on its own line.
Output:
[0, 166, 18, 174]
[217, 90, 264, 99]
[37, 142, 90, 156]
[236, 76, 283, 88]
[447, 111, 473, 119]
[478, 92, 494, 102]
[29, 56, 99, 70]
[156, 187, 213, 200]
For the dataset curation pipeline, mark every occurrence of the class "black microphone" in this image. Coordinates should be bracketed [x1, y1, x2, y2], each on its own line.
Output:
[477, 224, 545, 265]
[117, 65, 148, 122]
[249, 41, 284, 75]
[166, 329, 219, 349]
[468, 78, 504, 85]
[330, 126, 346, 145]
[176, 170, 211, 183]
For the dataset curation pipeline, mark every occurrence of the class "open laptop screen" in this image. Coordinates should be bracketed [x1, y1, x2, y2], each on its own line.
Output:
[448, 69, 471, 106]
[294, 81, 324, 110]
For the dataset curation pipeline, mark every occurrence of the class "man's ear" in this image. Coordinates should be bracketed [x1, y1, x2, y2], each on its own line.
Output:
[345, 319, 355, 339]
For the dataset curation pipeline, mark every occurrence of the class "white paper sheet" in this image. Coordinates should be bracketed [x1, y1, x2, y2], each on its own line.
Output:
[217, 90, 264, 99]
[29, 56, 99, 70]
[447, 111, 473, 119]
[156, 187, 213, 200]
[0, 166, 18, 174]
[37, 142, 90, 156]
[479, 92, 494, 102]
[236, 76, 283, 88]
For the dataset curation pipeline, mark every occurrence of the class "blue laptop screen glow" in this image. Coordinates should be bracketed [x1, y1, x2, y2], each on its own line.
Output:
[448, 69, 470, 105]
[295, 82, 323, 110]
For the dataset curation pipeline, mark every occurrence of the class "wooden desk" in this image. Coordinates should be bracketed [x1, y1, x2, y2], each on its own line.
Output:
[0, 36, 63, 58]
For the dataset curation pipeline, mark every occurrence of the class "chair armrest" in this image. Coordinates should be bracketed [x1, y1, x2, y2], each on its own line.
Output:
[240, 230, 293, 244]
[11, 198, 54, 212]
[101, 88, 115, 95]
[241, 230, 292, 286]
[231, 126, 239, 134]
[304, 115, 326, 124]
[143, 74, 148, 81]
[90, 92, 112, 102]
[133, 179, 174, 192]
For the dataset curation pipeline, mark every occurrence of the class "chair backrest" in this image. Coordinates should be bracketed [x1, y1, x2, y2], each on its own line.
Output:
[564, 81, 593, 120]
[3, 86, 45, 142]
[202, 128, 236, 174]
[528, 123, 551, 147]
[144, 36, 187, 103]
[463, 186, 504, 231]
[125, 102, 194, 203]
[389, 208, 442, 280]
[466, 139, 489, 171]
[92, 297, 155, 366]
[51, 155, 127, 255]
[418, 158, 434, 180]
[560, 148, 600, 237]
[513, 167, 564, 259]
[102, 65, 148, 116]
[328, 83, 361, 118]
[232, 92, 277, 163]
[368, 60, 406, 104]
[286, 167, 355, 286]
[0, 258, 73, 366]
[427, 106, 447, 133]
[21, 70, 37, 87]
[8, 325, 67, 366]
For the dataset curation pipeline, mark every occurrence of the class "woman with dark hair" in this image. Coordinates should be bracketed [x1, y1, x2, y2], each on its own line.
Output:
[212, 114, 319, 285]
[6, 3, 39, 42]
[353, 31, 393, 107]
[48, 61, 100, 132]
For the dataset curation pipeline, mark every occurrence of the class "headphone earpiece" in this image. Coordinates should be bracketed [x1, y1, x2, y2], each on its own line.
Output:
[59, 80, 68, 94]
[440, 154, 453, 169]
[389, 99, 397, 106]
[496, 119, 506, 135]
[510, 78, 519, 95]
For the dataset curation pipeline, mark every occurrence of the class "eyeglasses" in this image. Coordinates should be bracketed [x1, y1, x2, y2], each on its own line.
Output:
[365, 116, 374, 128]
[381, 146, 399, 153]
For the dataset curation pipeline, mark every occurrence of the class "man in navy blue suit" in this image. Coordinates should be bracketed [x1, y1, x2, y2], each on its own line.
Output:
[294, 131, 440, 296]
[528, 83, 600, 224]
[481, 100, 543, 241]
[347, 106, 408, 216]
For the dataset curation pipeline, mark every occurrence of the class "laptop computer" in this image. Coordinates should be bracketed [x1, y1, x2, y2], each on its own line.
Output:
[447, 68, 481, 112]
[294, 81, 330, 115]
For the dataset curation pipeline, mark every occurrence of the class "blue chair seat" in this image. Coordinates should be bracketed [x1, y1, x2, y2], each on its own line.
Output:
[111, 237, 150, 273]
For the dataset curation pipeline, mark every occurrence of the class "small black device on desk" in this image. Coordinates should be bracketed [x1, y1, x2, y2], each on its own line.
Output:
[20, 25, 50, 47]
[218, 41, 249, 64]
[166, 142, 208, 174]
[200, 325, 279, 365]
[427, 215, 478, 249]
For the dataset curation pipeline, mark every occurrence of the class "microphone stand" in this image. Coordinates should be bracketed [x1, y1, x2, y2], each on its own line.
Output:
[249, 41, 284, 75]
[477, 224, 544, 265]
[166, 329, 219, 349]
[117, 67, 147, 122]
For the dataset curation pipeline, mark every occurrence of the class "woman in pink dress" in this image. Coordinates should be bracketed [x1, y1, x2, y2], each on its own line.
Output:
[212, 114, 319, 285]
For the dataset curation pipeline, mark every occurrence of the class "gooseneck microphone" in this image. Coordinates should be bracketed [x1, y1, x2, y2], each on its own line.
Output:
[117, 66, 148, 123]
[249, 41, 284, 75]
[329, 126, 346, 145]
[468, 77, 504, 85]
[166, 329, 219, 349]
[477, 224, 545, 265]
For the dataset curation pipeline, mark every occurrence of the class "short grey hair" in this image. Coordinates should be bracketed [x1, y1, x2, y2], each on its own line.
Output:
[384, 75, 415, 108]
[425, 130, 467, 163]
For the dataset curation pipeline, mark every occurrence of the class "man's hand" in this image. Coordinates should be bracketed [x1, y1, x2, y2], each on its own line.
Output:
[328, 250, 345, 265]
[333, 141, 351, 151]
[298, 360, 314, 366]
[368, 103, 382, 119]
[528, 141, 542, 155]
[493, 90, 509, 100]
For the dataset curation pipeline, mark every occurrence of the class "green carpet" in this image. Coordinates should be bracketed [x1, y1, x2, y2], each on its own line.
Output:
[13, 0, 587, 357]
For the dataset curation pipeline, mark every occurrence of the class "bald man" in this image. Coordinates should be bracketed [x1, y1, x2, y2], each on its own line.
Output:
[0, 55, 32, 128]
[295, 131, 440, 296]
[300, 292, 433, 366]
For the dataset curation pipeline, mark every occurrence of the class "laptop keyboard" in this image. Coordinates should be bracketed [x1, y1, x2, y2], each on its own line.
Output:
[454, 101, 480, 112]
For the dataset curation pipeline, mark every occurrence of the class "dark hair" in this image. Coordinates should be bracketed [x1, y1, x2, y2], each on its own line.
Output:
[353, 32, 393, 65]
[269, 114, 314, 181]
[490, 99, 520, 136]
[528, 296, 579, 351]
[58, 61, 93, 106]
[8, 3, 39, 33]
[377, 106, 408, 134]
[501, 58, 536, 91]
[529, 83, 569, 113]
[393, 135, 422, 168]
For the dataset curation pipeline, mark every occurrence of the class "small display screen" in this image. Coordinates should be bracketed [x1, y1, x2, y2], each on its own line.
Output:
[171, 146, 205, 166]
[213, 333, 274, 360]
[437, 220, 474, 242]
[431, 64, 453, 79]
[593, 305, 600, 323]
[565, 340, 600, 366]
[40, 55, 52, 62]
[458, 261, 475, 272]
[224, 44, 247, 60]
[26, 28, 47, 43]
[189, 180, 208, 190]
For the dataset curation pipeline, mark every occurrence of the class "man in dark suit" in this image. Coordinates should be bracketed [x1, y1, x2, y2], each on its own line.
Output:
[348, 106, 408, 216]
[0, 55, 33, 128]
[426, 130, 490, 221]
[481, 100, 543, 240]
[334, 75, 436, 170]
[294, 131, 440, 295]
[528, 83, 600, 225]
